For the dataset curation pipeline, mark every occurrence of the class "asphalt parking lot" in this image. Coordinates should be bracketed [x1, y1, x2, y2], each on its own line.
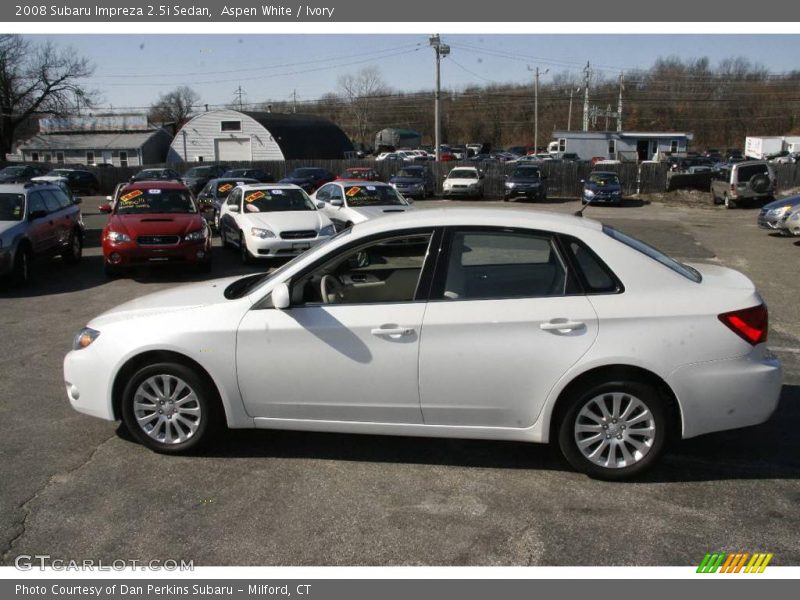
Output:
[1, 195, 798, 566]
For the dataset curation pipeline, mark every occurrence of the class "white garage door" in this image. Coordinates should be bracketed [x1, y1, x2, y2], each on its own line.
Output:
[215, 137, 252, 161]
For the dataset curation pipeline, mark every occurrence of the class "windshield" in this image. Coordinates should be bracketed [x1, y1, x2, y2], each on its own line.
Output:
[287, 168, 321, 178]
[0, 167, 26, 176]
[512, 168, 541, 179]
[448, 169, 478, 179]
[589, 173, 620, 185]
[0, 193, 25, 221]
[243, 188, 315, 212]
[397, 168, 423, 178]
[225, 229, 352, 299]
[344, 185, 406, 207]
[603, 225, 701, 283]
[46, 170, 71, 177]
[115, 188, 197, 214]
[184, 167, 214, 177]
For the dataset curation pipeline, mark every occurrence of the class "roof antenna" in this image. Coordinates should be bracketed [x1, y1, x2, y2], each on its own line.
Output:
[574, 186, 592, 217]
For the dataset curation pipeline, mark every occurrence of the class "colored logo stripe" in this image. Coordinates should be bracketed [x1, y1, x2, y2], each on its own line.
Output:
[697, 552, 772, 573]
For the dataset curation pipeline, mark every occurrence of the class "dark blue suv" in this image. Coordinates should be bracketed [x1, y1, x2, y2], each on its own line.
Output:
[582, 171, 623, 206]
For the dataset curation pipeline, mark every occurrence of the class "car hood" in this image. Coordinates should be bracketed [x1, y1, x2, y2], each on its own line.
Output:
[586, 182, 621, 192]
[107, 213, 205, 237]
[445, 177, 480, 185]
[0, 220, 24, 238]
[390, 176, 425, 184]
[348, 205, 412, 220]
[242, 210, 330, 232]
[762, 195, 800, 211]
[89, 276, 245, 328]
[279, 177, 313, 186]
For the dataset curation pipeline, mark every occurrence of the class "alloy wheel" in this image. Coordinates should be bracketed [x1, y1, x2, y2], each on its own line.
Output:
[132, 374, 202, 444]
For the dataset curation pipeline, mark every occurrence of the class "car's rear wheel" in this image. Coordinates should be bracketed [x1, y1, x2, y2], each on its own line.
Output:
[724, 194, 737, 209]
[11, 244, 31, 285]
[121, 362, 221, 454]
[62, 229, 82, 264]
[557, 380, 668, 481]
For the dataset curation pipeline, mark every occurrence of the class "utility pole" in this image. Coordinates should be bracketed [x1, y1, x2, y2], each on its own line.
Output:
[292, 89, 297, 114]
[567, 87, 581, 132]
[582, 61, 592, 132]
[605, 104, 611, 130]
[617, 72, 624, 132]
[528, 65, 549, 153]
[429, 34, 450, 162]
[234, 85, 245, 111]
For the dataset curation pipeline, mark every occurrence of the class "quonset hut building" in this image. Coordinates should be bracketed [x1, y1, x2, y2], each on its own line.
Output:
[167, 109, 355, 163]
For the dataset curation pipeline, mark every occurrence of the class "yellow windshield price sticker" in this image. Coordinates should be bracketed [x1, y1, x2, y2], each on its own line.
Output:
[218, 183, 233, 193]
[120, 190, 144, 203]
[245, 191, 266, 202]
[346, 186, 361, 197]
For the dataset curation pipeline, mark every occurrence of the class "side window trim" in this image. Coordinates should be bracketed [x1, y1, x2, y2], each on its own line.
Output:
[555, 233, 625, 295]
[429, 225, 579, 302]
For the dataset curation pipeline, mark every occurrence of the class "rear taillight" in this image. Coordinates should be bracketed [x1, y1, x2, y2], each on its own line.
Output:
[718, 304, 768, 345]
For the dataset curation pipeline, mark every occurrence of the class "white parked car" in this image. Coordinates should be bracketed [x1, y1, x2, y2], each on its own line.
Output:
[311, 181, 414, 231]
[442, 167, 485, 198]
[64, 208, 782, 480]
[217, 184, 335, 264]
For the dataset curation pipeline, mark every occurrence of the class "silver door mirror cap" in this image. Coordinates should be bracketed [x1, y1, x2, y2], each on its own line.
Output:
[272, 282, 291, 310]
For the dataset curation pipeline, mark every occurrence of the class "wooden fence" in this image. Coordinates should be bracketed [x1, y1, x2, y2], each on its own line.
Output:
[5, 160, 800, 198]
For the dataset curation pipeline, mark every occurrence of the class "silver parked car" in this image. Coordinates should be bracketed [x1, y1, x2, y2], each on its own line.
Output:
[710, 161, 776, 209]
[757, 195, 800, 234]
[780, 203, 800, 236]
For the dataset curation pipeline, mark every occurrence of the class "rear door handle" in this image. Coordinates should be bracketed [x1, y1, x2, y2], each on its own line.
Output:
[540, 320, 585, 332]
[371, 326, 414, 337]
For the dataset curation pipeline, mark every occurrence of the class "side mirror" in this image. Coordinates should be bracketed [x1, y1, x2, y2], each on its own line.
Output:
[316, 201, 325, 209]
[28, 209, 48, 220]
[73, 197, 82, 205]
[271, 282, 291, 310]
[331, 198, 343, 207]
[229, 204, 240, 213]
[99, 203, 112, 213]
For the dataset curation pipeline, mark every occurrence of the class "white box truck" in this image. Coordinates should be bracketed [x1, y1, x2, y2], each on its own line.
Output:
[745, 136, 784, 159]
[783, 136, 800, 154]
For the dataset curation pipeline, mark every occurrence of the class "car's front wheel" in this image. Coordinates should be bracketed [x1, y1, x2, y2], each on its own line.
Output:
[557, 380, 668, 481]
[121, 362, 221, 454]
[62, 229, 83, 264]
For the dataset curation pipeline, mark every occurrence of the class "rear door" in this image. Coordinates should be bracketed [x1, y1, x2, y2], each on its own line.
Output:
[418, 227, 599, 428]
[25, 191, 57, 255]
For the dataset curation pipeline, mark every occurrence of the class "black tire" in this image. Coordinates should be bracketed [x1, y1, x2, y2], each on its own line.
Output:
[104, 262, 121, 279]
[219, 225, 229, 248]
[11, 244, 31, 285]
[724, 194, 737, 209]
[62, 229, 83, 264]
[239, 231, 252, 265]
[557, 380, 669, 481]
[121, 361, 222, 454]
[749, 174, 770, 194]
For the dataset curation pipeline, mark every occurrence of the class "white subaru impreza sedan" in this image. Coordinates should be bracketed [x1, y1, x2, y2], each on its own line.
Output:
[64, 208, 782, 480]
[217, 183, 335, 263]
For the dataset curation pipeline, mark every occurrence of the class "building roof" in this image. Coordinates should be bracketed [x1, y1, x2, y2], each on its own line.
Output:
[19, 129, 171, 151]
[552, 130, 693, 140]
[242, 112, 354, 160]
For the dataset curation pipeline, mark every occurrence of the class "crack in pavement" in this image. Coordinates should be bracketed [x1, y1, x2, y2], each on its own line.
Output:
[0, 432, 118, 565]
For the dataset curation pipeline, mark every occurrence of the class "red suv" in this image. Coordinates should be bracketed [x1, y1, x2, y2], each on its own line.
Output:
[99, 182, 211, 277]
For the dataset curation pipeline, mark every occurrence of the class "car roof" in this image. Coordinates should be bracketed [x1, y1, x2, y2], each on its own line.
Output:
[345, 167, 373, 171]
[589, 171, 619, 176]
[336, 180, 391, 185]
[122, 181, 189, 191]
[0, 181, 61, 192]
[239, 183, 304, 192]
[351, 207, 603, 236]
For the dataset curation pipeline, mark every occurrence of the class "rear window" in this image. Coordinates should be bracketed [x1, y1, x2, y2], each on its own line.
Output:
[737, 164, 769, 181]
[603, 225, 701, 283]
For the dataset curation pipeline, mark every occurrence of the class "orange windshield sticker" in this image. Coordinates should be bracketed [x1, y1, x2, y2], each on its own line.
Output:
[218, 183, 233, 193]
[120, 190, 144, 202]
[346, 186, 361, 197]
[245, 191, 266, 202]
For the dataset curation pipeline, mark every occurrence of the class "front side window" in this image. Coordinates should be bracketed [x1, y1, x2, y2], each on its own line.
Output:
[291, 233, 433, 305]
[437, 229, 568, 300]
[315, 185, 332, 202]
[115, 188, 196, 215]
[27, 192, 47, 216]
[227, 188, 242, 206]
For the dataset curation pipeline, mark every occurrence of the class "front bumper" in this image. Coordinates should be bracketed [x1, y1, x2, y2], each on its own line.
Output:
[669, 346, 783, 439]
[103, 239, 212, 268]
[64, 346, 116, 421]
[393, 185, 426, 197]
[443, 187, 480, 197]
[247, 234, 331, 258]
[584, 193, 622, 203]
[505, 186, 545, 199]
[757, 213, 784, 230]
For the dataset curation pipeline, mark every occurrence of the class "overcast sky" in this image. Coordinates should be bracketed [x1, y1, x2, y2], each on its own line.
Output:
[35, 34, 796, 112]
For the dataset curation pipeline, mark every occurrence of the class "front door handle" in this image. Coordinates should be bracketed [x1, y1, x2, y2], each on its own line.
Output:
[371, 326, 414, 337]
[540, 320, 585, 332]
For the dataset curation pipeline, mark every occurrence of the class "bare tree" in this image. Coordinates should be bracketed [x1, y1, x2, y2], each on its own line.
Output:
[148, 86, 200, 134]
[337, 66, 389, 146]
[0, 35, 95, 157]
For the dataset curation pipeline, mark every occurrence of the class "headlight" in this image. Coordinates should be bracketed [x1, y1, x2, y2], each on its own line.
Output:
[319, 224, 335, 237]
[585, 189, 595, 198]
[184, 227, 208, 242]
[250, 227, 276, 239]
[106, 231, 130, 243]
[505, 182, 515, 189]
[72, 327, 100, 350]
[768, 206, 791, 216]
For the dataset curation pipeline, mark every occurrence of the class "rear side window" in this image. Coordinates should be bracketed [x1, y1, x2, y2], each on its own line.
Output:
[437, 229, 568, 300]
[40, 190, 61, 213]
[603, 225, 701, 283]
[563, 237, 621, 293]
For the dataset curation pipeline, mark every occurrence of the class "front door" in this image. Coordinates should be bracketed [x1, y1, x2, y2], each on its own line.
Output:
[236, 230, 435, 422]
[418, 227, 599, 428]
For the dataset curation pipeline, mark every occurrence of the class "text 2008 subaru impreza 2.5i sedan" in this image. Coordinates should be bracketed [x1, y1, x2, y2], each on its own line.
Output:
[64, 208, 783, 480]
